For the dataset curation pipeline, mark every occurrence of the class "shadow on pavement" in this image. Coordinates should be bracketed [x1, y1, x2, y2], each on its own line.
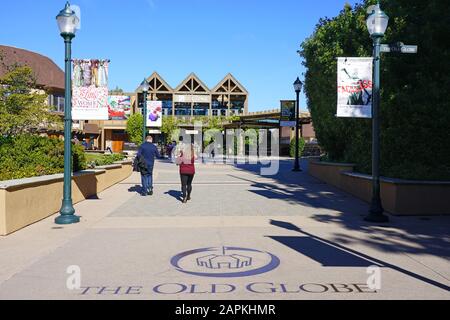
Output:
[232, 159, 450, 259]
[269, 219, 450, 292]
[165, 190, 182, 202]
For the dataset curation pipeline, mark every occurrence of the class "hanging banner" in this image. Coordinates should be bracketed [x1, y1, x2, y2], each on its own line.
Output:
[337, 57, 373, 118]
[108, 95, 131, 120]
[280, 100, 296, 127]
[146, 101, 163, 127]
[72, 59, 109, 120]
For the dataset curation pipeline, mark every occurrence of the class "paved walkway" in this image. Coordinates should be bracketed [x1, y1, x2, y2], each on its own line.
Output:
[0, 159, 449, 300]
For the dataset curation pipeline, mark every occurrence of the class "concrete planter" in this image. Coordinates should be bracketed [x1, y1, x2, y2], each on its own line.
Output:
[0, 161, 133, 236]
[308, 160, 450, 216]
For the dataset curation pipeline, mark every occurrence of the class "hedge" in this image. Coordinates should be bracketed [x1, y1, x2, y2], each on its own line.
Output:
[299, 0, 450, 180]
[0, 135, 86, 181]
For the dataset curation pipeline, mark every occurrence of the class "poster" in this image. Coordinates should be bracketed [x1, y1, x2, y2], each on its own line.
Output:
[108, 95, 131, 120]
[337, 57, 373, 118]
[146, 101, 163, 127]
[280, 100, 296, 127]
[72, 59, 109, 120]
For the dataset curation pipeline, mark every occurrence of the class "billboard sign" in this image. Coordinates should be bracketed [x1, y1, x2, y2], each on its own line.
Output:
[146, 101, 163, 127]
[337, 57, 373, 118]
[72, 59, 109, 120]
[108, 95, 131, 120]
[280, 100, 296, 127]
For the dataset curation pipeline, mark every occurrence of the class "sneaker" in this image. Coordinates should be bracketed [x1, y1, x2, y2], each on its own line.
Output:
[187, 194, 191, 201]
[148, 189, 153, 196]
[182, 196, 188, 204]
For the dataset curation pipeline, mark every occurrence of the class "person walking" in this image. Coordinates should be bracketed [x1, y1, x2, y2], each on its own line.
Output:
[176, 142, 197, 203]
[137, 135, 161, 196]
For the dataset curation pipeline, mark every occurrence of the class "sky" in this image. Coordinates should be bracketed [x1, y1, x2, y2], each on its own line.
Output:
[0, 0, 361, 112]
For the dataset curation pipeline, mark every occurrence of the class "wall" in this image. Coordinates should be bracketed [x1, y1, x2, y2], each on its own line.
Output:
[309, 160, 450, 216]
[0, 161, 132, 236]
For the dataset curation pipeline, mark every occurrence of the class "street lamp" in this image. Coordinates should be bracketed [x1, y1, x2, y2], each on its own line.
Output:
[292, 77, 303, 172]
[55, 2, 80, 225]
[365, 2, 389, 223]
[140, 78, 150, 143]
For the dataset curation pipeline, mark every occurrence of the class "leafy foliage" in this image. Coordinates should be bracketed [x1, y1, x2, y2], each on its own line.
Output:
[0, 135, 86, 181]
[300, 0, 450, 180]
[290, 137, 306, 158]
[126, 113, 144, 145]
[0, 62, 62, 136]
[85, 153, 126, 168]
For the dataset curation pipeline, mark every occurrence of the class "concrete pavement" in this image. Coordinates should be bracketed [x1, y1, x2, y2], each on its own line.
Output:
[0, 158, 449, 300]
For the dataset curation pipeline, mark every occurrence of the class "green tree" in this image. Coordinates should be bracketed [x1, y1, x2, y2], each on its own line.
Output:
[0, 64, 62, 136]
[300, 0, 450, 180]
[161, 116, 179, 142]
[126, 113, 143, 145]
[109, 86, 124, 95]
[290, 138, 306, 158]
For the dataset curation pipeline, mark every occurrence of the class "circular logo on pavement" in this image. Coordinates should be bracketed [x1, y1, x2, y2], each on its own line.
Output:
[170, 246, 280, 278]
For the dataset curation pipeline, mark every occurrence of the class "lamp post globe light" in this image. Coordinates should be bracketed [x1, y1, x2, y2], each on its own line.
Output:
[365, 2, 389, 223]
[292, 77, 303, 172]
[55, 2, 80, 225]
[140, 79, 150, 143]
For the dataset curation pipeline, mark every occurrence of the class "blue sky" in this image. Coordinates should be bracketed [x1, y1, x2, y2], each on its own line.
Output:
[0, 0, 361, 112]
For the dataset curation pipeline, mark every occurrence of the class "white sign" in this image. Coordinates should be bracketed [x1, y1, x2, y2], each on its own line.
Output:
[337, 57, 373, 118]
[146, 101, 162, 127]
[174, 94, 210, 103]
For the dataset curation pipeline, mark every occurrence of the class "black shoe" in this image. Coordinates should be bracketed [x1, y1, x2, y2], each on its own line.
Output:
[187, 194, 191, 201]
[148, 189, 153, 196]
[182, 196, 188, 204]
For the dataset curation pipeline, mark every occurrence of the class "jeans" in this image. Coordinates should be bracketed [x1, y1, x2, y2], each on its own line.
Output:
[141, 174, 153, 194]
[180, 174, 194, 198]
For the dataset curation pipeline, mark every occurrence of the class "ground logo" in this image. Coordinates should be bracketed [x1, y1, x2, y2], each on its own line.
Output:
[170, 246, 280, 278]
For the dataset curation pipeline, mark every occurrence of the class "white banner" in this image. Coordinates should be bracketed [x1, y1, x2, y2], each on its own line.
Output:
[337, 57, 373, 118]
[72, 59, 109, 120]
[146, 101, 162, 127]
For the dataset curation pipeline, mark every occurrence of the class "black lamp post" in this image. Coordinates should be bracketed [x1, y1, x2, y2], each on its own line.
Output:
[293, 77, 303, 172]
[365, 2, 389, 223]
[55, 2, 80, 225]
[139, 79, 150, 143]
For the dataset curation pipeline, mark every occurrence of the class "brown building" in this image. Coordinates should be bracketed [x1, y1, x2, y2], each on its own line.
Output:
[0, 45, 65, 114]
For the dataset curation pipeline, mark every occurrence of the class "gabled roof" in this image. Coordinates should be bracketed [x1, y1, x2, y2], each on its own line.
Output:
[136, 71, 173, 92]
[0, 45, 64, 91]
[212, 73, 248, 94]
[174, 73, 210, 93]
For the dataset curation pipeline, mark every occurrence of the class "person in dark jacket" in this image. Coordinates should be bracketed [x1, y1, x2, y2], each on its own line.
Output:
[176, 142, 197, 203]
[137, 135, 161, 196]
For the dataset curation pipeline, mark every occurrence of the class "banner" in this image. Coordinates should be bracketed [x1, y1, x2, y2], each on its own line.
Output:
[72, 59, 109, 120]
[146, 101, 163, 127]
[280, 100, 296, 127]
[108, 95, 131, 120]
[337, 57, 373, 118]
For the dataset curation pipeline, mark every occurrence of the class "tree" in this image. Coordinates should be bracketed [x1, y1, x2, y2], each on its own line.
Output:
[126, 113, 143, 145]
[299, 0, 450, 180]
[0, 64, 62, 136]
[161, 116, 179, 142]
[109, 86, 124, 95]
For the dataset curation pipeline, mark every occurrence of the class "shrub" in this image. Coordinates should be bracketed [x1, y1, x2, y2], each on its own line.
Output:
[0, 135, 86, 181]
[290, 138, 306, 158]
[299, 0, 450, 180]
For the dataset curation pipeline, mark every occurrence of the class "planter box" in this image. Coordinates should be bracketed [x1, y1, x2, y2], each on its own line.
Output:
[308, 160, 450, 216]
[0, 161, 132, 236]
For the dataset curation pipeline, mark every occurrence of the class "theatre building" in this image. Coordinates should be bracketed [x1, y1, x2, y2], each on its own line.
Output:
[88, 72, 249, 152]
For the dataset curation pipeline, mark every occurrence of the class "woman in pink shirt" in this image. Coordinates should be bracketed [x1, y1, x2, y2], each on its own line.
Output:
[177, 143, 197, 203]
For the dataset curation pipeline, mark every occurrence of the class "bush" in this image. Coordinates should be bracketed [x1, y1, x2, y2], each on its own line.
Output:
[300, 0, 450, 180]
[290, 138, 306, 158]
[126, 113, 143, 145]
[85, 153, 126, 168]
[0, 135, 86, 181]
